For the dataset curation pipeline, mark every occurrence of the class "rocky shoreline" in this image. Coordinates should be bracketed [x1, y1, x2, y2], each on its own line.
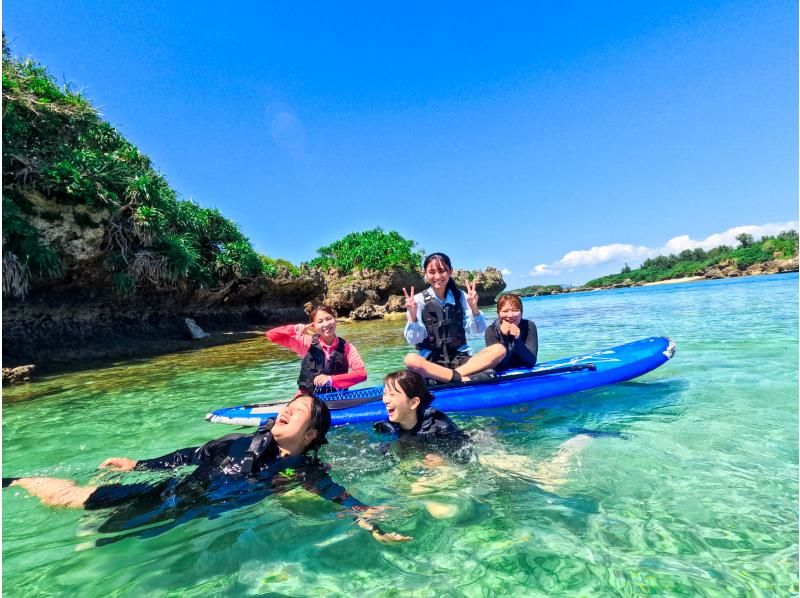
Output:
[2, 264, 507, 379]
[2, 189, 511, 378]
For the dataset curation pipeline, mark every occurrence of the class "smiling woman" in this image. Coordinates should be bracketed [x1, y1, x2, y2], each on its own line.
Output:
[266, 304, 368, 395]
[402, 252, 506, 383]
[484, 293, 539, 373]
[3, 395, 411, 544]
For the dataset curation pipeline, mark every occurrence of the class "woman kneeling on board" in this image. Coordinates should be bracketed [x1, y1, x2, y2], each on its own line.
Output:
[4, 395, 410, 544]
[402, 252, 506, 384]
[267, 304, 367, 395]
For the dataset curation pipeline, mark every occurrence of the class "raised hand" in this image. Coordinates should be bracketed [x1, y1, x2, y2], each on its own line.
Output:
[98, 457, 138, 471]
[464, 277, 480, 314]
[402, 286, 417, 322]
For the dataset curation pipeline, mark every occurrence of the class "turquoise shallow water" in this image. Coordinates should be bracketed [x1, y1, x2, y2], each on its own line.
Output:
[3, 273, 798, 596]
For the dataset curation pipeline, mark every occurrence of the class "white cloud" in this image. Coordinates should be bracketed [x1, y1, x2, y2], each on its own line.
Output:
[661, 221, 798, 253]
[528, 221, 798, 277]
[500, 268, 512, 275]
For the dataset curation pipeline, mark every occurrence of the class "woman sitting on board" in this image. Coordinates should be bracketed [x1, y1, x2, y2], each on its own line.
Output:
[267, 304, 367, 395]
[484, 293, 538, 373]
[403, 252, 506, 383]
[4, 395, 410, 544]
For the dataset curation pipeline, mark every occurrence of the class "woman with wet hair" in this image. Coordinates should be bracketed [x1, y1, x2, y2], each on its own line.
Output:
[376, 370, 472, 464]
[4, 395, 410, 543]
[402, 252, 506, 384]
[267, 304, 367, 395]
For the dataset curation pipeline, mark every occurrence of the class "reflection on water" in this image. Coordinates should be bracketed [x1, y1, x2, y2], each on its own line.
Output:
[3, 274, 798, 596]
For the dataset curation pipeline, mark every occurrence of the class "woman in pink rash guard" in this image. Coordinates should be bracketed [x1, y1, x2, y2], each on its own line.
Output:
[266, 304, 368, 395]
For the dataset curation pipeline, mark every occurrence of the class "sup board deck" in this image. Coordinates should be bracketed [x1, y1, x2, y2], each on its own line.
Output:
[207, 336, 675, 427]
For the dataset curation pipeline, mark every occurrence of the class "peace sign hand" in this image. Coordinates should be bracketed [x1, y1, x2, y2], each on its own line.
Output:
[402, 286, 417, 322]
[464, 277, 480, 314]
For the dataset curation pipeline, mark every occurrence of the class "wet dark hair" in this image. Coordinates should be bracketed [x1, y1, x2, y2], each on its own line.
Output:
[293, 394, 331, 457]
[422, 252, 461, 304]
[309, 304, 337, 323]
[384, 370, 434, 418]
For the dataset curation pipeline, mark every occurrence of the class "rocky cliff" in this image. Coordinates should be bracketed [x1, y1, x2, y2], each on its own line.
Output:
[3, 188, 507, 368]
[322, 266, 507, 320]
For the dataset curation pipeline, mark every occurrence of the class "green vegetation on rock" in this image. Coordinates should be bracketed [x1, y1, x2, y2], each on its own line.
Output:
[502, 284, 563, 297]
[309, 228, 422, 274]
[2, 39, 284, 299]
[584, 231, 798, 288]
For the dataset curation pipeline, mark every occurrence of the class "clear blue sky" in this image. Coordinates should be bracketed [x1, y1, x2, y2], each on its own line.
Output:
[4, 1, 797, 285]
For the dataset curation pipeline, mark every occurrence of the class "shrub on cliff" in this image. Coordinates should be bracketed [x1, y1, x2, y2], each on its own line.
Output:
[309, 228, 422, 274]
[2, 40, 273, 298]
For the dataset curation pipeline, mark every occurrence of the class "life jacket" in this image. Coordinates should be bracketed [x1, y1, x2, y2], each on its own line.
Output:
[224, 421, 309, 476]
[374, 408, 460, 438]
[297, 334, 349, 393]
[217, 421, 277, 476]
[236, 425, 275, 475]
[415, 289, 467, 364]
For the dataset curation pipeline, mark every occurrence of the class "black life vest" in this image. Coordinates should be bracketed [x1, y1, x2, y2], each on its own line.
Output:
[217, 421, 278, 476]
[236, 425, 275, 475]
[415, 289, 467, 362]
[297, 334, 349, 393]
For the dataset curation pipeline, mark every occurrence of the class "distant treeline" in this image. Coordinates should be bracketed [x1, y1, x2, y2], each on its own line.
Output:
[584, 231, 798, 288]
[2, 40, 420, 299]
[502, 284, 563, 297]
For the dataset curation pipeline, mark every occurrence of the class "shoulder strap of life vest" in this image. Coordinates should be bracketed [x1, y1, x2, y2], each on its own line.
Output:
[240, 425, 274, 475]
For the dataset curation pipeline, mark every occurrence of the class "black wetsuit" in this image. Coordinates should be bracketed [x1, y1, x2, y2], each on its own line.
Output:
[374, 408, 473, 464]
[485, 319, 538, 372]
[82, 425, 362, 540]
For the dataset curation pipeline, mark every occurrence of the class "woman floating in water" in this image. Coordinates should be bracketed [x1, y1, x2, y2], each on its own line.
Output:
[373, 369, 594, 517]
[4, 395, 410, 544]
[402, 252, 506, 384]
[267, 304, 367, 395]
[375, 369, 473, 465]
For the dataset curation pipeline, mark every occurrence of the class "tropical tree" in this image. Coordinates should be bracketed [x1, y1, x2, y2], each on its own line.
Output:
[2, 40, 282, 298]
[309, 228, 422, 273]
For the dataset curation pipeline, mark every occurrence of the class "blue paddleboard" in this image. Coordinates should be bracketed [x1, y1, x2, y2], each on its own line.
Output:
[206, 336, 675, 427]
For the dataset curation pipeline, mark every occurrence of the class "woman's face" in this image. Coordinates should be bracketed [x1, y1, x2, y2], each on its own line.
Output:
[383, 382, 420, 426]
[498, 303, 522, 326]
[424, 259, 452, 293]
[273, 395, 314, 445]
[312, 310, 337, 338]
